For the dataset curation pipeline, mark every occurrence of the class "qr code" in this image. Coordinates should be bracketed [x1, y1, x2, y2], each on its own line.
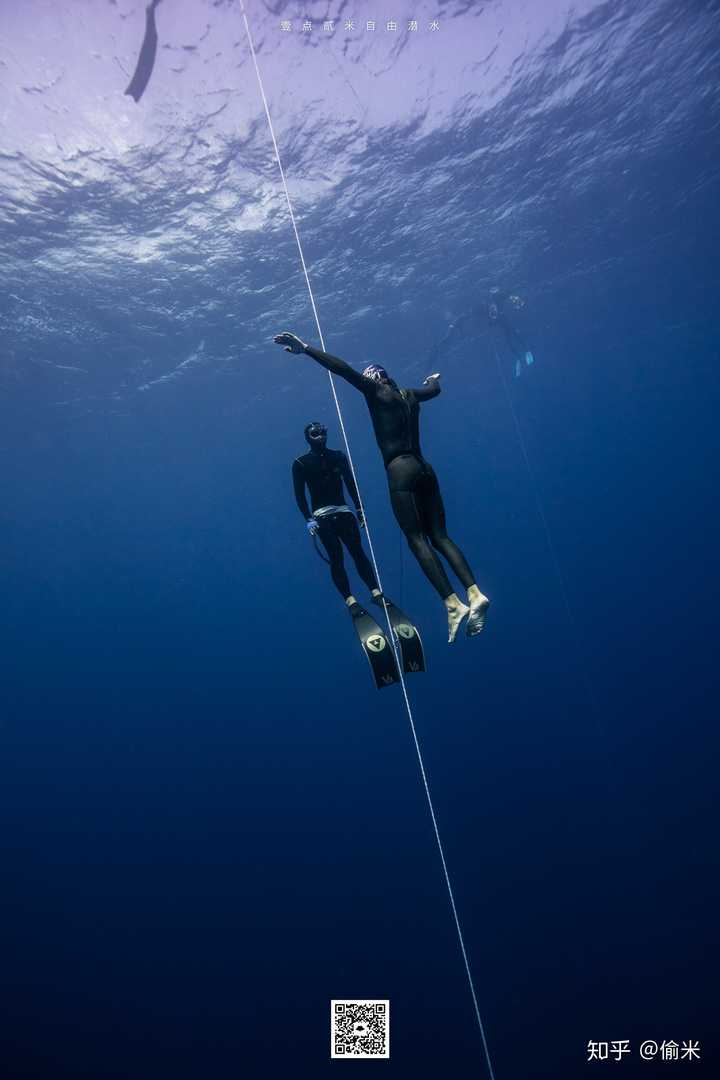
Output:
[331, 999, 390, 1058]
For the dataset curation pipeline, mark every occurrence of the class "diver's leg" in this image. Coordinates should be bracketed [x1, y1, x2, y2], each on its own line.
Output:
[501, 316, 533, 369]
[422, 464, 490, 637]
[500, 315, 523, 357]
[337, 514, 379, 593]
[318, 522, 352, 601]
[390, 489, 454, 597]
[420, 466, 475, 587]
[388, 457, 468, 643]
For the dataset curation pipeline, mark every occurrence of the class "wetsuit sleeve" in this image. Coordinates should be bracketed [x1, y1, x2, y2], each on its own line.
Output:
[409, 378, 441, 402]
[292, 460, 311, 519]
[339, 454, 361, 509]
[303, 345, 369, 393]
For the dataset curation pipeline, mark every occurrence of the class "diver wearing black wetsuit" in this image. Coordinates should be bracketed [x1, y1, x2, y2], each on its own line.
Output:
[274, 332, 490, 642]
[293, 422, 379, 603]
[486, 289, 533, 374]
[428, 287, 534, 377]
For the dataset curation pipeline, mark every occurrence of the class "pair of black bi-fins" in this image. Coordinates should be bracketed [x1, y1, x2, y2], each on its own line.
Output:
[350, 598, 425, 690]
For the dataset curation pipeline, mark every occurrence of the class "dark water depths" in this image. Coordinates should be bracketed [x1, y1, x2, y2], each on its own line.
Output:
[1, 1, 718, 1076]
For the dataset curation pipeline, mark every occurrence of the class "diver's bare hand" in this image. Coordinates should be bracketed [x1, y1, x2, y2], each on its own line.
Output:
[274, 332, 308, 354]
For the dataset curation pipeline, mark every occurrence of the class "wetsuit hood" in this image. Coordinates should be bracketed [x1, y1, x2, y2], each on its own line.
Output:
[362, 364, 397, 390]
[362, 364, 389, 383]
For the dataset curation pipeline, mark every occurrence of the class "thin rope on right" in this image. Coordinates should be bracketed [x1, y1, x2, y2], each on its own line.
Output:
[492, 339, 604, 732]
[238, 5, 495, 1077]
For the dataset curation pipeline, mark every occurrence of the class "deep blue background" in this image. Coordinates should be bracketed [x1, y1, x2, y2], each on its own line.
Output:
[1, 0, 719, 1076]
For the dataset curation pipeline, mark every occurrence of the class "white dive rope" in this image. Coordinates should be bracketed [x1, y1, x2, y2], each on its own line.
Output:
[238, 5, 495, 1076]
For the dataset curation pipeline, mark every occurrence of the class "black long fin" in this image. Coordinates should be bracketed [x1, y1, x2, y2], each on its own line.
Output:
[350, 606, 400, 689]
[372, 595, 425, 674]
[124, 0, 163, 103]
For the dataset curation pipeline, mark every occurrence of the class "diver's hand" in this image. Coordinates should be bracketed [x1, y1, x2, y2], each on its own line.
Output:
[356, 508, 366, 529]
[424, 373, 441, 384]
[508, 295, 525, 309]
[306, 519, 319, 536]
[274, 331, 308, 354]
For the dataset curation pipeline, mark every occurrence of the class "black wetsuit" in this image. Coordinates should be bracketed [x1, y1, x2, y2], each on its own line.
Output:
[427, 289, 531, 370]
[292, 447, 378, 600]
[486, 292, 529, 362]
[304, 347, 475, 599]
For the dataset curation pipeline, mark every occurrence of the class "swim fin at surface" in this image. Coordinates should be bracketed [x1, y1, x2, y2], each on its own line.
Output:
[124, 0, 163, 103]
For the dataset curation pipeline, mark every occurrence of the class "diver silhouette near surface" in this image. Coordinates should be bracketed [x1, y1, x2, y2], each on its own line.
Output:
[124, 0, 163, 104]
[275, 332, 490, 643]
[429, 287, 535, 377]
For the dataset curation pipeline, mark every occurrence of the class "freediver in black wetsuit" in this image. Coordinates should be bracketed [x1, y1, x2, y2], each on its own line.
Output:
[488, 289, 535, 376]
[275, 332, 490, 643]
[429, 287, 535, 377]
[293, 421, 381, 614]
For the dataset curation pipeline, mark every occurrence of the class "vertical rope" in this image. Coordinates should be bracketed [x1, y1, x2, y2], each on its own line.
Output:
[491, 340, 604, 732]
[238, 5, 495, 1076]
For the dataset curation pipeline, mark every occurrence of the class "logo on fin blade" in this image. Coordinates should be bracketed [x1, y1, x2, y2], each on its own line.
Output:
[396, 623, 415, 639]
[367, 635, 386, 653]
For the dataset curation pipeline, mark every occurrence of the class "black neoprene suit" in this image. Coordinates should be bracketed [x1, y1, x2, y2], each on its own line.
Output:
[427, 289, 530, 369]
[292, 447, 378, 600]
[303, 346, 476, 599]
[487, 294, 529, 361]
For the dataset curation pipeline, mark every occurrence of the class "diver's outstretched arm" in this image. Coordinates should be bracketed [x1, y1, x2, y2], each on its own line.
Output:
[303, 346, 368, 392]
[273, 332, 368, 392]
[410, 373, 441, 402]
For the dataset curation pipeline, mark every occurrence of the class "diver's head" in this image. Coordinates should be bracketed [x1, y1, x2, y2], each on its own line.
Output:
[304, 421, 327, 450]
[362, 364, 396, 388]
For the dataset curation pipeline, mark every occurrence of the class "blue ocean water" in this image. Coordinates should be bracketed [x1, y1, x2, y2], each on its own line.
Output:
[1, 1, 718, 1076]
